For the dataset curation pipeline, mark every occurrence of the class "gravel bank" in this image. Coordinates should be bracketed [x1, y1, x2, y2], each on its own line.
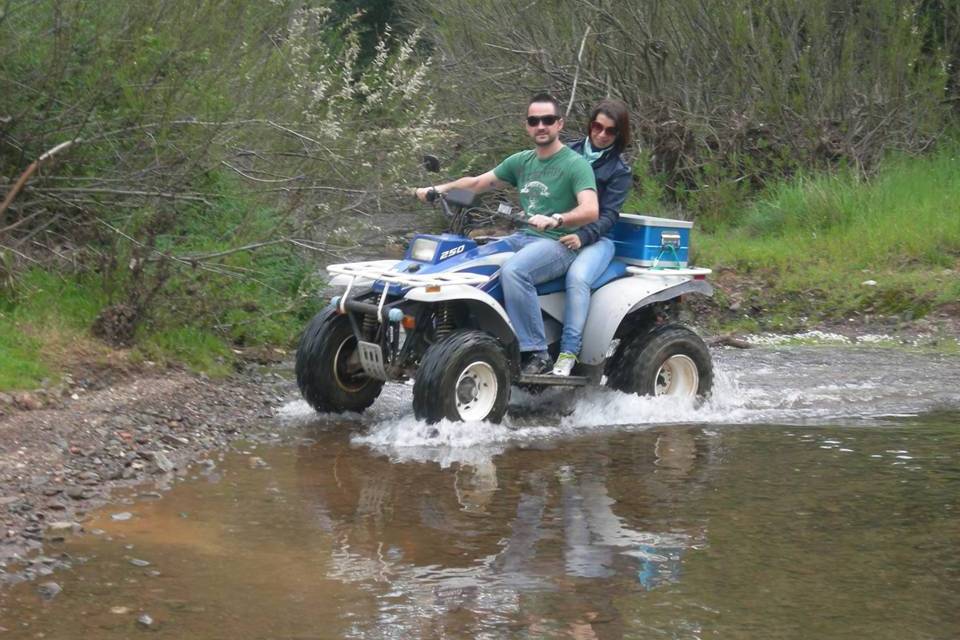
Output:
[0, 364, 294, 586]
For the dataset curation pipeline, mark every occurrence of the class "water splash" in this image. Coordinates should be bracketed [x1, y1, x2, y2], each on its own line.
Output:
[278, 345, 960, 464]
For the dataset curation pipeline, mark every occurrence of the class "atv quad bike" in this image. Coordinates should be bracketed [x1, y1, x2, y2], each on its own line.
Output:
[296, 189, 714, 423]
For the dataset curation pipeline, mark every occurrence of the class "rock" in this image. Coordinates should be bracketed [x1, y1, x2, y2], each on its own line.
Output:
[111, 512, 133, 521]
[48, 521, 78, 532]
[111, 606, 131, 615]
[137, 613, 155, 628]
[152, 452, 175, 474]
[710, 334, 754, 349]
[161, 434, 190, 447]
[13, 392, 42, 411]
[9, 499, 33, 513]
[248, 456, 269, 469]
[65, 486, 87, 500]
[77, 471, 101, 485]
[129, 558, 151, 567]
[37, 581, 62, 600]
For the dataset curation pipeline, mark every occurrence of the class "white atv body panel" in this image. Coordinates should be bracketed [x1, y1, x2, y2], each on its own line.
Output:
[572, 272, 713, 365]
[404, 284, 512, 329]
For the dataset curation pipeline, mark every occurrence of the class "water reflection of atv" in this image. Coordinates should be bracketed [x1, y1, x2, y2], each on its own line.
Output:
[296, 189, 714, 423]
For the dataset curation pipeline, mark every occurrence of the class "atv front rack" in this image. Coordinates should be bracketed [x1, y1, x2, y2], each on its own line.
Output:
[327, 261, 491, 318]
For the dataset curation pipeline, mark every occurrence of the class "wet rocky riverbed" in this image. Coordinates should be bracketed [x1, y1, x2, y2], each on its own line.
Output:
[0, 344, 958, 638]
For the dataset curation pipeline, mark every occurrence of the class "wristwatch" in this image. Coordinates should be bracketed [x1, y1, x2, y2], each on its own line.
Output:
[551, 213, 564, 228]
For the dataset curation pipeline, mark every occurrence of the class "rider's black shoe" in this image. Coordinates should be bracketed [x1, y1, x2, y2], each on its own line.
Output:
[521, 351, 552, 375]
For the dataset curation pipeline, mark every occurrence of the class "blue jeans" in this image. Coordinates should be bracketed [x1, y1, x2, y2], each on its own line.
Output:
[560, 237, 615, 356]
[500, 234, 576, 352]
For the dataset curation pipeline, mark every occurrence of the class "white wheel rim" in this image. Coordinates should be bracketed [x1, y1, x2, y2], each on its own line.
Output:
[333, 336, 366, 392]
[654, 354, 699, 397]
[454, 361, 498, 421]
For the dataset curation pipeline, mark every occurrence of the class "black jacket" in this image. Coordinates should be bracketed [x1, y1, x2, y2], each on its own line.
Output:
[568, 138, 632, 247]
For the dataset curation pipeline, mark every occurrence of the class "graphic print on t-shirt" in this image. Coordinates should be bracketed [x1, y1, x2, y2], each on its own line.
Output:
[520, 180, 550, 214]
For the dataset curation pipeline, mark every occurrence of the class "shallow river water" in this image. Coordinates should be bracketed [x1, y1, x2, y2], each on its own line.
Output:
[1, 345, 959, 639]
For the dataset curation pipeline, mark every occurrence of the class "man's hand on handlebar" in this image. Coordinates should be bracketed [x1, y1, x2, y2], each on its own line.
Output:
[527, 214, 560, 230]
[414, 187, 438, 203]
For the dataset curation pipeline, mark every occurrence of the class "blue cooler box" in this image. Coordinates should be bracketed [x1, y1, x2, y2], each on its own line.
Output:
[612, 214, 692, 267]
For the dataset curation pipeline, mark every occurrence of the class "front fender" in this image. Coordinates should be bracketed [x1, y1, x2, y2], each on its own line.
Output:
[579, 276, 713, 365]
[405, 284, 517, 346]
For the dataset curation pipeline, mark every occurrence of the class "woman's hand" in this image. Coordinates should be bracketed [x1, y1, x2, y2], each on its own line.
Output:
[559, 233, 582, 250]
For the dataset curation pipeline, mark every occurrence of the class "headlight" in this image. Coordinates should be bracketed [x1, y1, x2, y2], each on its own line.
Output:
[410, 238, 438, 262]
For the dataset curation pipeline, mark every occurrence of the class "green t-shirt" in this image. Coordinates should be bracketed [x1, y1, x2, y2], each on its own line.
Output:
[493, 146, 596, 236]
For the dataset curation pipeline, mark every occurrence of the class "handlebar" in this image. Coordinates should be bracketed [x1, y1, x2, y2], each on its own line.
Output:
[417, 188, 564, 239]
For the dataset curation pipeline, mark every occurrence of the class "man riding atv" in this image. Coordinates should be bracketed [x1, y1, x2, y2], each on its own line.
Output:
[416, 93, 598, 375]
[297, 97, 714, 424]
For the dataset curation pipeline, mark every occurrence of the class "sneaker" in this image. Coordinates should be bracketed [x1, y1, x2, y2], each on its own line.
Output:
[521, 351, 552, 375]
[552, 352, 577, 376]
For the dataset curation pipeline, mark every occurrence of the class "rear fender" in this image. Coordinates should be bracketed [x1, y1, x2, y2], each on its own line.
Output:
[579, 278, 713, 365]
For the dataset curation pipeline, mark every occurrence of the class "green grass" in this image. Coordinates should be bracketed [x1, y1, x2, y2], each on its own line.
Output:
[697, 149, 960, 320]
[134, 326, 235, 378]
[0, 270, 106, 390]
[0, 313, 49, 390]
[143, 174, 321, 347]
[3, 269, 107, 329]
[0, 173, 320, 392]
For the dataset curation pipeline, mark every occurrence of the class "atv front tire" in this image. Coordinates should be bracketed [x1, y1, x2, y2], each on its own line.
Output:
[606, 323, 713, 398]
[296, 305, 384, 413]
[413, 331, 511, 423]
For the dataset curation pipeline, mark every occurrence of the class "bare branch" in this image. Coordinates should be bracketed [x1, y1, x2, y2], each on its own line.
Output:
[28, 187, 213, 206]
[565, 25, 592, 118]
[0, 137, 82, 229]
[220, 160, 304, 184]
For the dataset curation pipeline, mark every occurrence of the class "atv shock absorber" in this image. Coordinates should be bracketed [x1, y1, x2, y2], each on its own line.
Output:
[435, 303, 455, 339]
[361, 313, 379, 341]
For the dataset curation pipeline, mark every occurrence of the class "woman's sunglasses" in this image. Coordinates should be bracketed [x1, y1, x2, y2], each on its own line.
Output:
[526, 115, 560, 127]
[590, 121, 618, 136]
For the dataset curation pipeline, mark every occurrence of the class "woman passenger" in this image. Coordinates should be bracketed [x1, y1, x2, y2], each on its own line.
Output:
[550, 98, 633, 376]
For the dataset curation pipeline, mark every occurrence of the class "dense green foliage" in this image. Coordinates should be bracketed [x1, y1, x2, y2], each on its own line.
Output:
[698, 148, 960, 328]
[1, 0, 958, 389]
[411, 0, 959, 216]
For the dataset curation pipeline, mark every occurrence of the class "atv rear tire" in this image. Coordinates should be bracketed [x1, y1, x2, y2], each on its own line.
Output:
[606, 323, 713, 398]
[413, 331, 511, 423]
[296, 305, 384, 413]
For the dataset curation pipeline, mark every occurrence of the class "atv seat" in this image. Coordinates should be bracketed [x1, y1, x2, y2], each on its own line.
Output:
[535, 260, 628, 296]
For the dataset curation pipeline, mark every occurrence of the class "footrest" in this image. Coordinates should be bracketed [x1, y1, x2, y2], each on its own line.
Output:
[516, 374, 589, 387]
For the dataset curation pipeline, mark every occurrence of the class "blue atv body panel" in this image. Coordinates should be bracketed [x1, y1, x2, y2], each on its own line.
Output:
[373, 232, 631, 300]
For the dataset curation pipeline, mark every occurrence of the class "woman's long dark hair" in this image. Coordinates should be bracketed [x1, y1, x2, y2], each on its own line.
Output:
[586, 98, 631, 154]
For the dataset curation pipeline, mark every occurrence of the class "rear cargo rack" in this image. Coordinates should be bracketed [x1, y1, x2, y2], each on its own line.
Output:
[626, 266, 712, 278]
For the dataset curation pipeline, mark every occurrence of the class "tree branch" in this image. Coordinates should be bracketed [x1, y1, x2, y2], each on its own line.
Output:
[0, 137, 81, 230]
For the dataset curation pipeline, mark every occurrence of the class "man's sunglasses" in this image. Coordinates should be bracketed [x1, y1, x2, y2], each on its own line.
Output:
[590, 121, 618, 136]
[526, 115, 560, 127]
